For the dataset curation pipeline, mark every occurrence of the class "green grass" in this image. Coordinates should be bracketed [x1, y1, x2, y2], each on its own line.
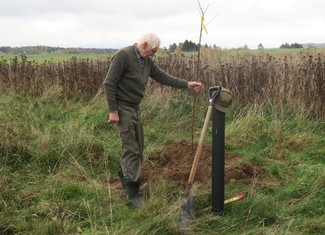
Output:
[0, 92, 324, 234]
[0, 53, 112, 63]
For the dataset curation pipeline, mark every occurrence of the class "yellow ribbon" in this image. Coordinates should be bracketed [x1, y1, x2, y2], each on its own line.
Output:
[201, 16, 208, 34]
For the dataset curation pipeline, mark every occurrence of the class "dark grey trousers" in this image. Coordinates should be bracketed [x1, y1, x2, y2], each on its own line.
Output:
[116, 103, 144, 182]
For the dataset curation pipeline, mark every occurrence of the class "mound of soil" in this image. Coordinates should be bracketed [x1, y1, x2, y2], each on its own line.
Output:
[140, 140, 266, 189]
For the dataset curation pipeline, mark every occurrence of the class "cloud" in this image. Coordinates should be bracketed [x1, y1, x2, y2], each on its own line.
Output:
[1, 0, 324, 49]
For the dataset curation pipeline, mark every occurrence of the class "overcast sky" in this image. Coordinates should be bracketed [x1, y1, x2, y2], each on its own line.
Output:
[1, 0, 324, 49]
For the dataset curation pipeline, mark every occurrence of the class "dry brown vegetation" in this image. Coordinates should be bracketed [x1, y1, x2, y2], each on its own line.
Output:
[0, 56, 110, 96]
[0, 49, 324, 119]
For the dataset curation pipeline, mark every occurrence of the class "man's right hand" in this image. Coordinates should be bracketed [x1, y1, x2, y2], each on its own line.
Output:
[108, 111, 119, 124]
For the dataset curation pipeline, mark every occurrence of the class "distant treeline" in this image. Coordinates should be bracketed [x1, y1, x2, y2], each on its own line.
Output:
[0, 46, 117, 55]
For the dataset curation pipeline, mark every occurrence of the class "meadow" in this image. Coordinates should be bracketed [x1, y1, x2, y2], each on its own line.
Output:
[0, 48, 324, 234]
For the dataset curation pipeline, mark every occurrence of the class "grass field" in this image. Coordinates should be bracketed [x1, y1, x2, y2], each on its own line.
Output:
[0, 89, 324, 234]
[0, 49, 324, 234]
[0, 53, 113, 63]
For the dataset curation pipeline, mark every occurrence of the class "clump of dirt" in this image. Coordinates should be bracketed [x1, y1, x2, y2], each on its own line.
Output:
[140, 140, 266, 188]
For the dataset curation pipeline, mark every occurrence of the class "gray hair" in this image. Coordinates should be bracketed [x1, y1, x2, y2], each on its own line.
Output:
[137, 33, 161, 49]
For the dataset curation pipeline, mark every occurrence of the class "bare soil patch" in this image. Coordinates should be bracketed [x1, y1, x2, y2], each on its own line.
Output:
[139, 140, 266, 189]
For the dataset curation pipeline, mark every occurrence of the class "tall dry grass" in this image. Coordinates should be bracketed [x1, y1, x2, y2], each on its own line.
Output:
[0, 56, 110, 96]
[0, 50, 324, 119]
[157, 50, 325, 119]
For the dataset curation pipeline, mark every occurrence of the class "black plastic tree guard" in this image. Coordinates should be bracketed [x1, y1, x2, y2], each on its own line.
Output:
[211, 108, 225, 213]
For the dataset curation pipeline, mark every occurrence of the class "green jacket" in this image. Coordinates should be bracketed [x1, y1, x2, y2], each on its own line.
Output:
[103, 45, 188, 112]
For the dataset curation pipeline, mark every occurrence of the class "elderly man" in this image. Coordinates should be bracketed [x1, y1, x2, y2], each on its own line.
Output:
[103, 33, 202, 208]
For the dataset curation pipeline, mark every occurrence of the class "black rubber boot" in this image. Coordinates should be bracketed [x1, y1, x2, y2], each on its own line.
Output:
[125, 181, 144, 208]
[118, 170, 127, 193]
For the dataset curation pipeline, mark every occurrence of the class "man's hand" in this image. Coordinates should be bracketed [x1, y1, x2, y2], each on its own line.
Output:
[108, 111, 119, 124]
[188, 81, 203, 92]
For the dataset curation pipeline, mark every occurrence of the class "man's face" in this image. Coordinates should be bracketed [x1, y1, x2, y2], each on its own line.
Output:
[141, 43, 158, 58]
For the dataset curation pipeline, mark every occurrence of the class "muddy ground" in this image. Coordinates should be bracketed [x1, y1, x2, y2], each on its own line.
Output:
[140, 140, 266, 189]
[110, 139, 267, 195]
